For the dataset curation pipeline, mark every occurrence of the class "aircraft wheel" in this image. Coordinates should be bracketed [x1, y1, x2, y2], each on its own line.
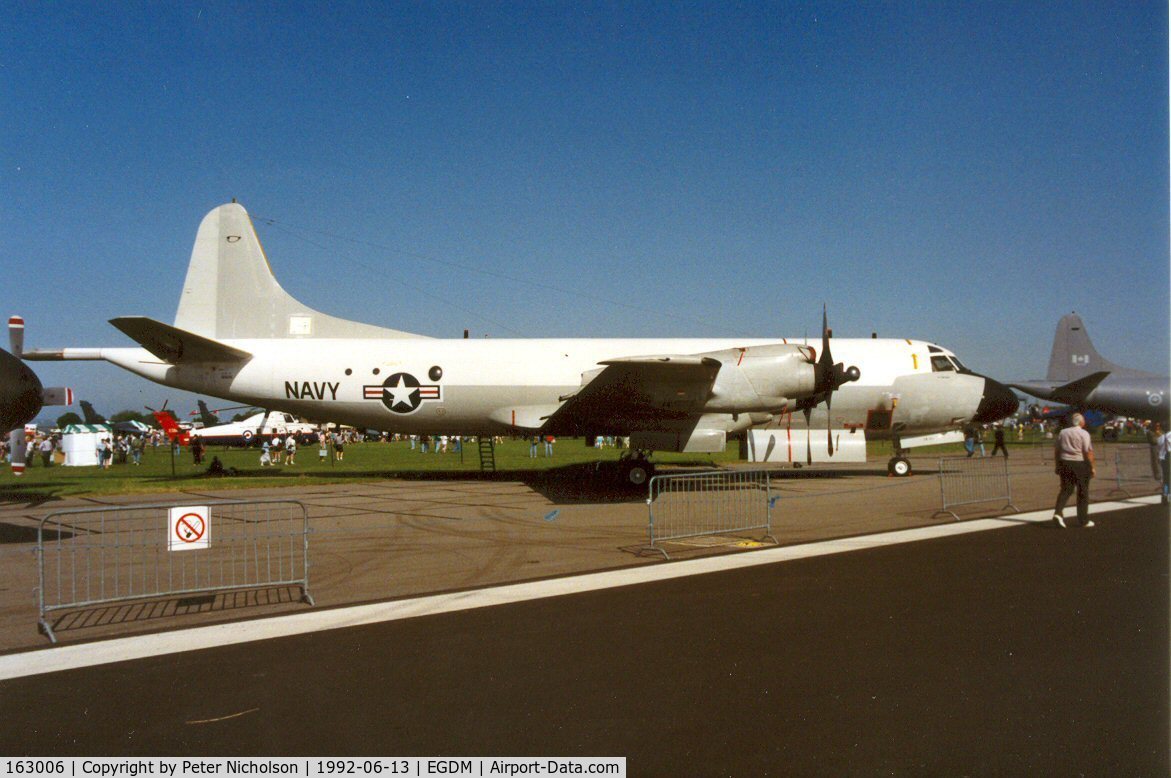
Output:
[888, 456, 912, 477]
[623, 459, 654, 488]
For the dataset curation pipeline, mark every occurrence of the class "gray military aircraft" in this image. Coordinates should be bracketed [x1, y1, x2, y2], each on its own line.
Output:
[16, 202, 1018, 483]
[1010, 312, 1169, 424]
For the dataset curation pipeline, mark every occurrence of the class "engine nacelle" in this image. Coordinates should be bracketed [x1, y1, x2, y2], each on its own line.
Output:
[702, 344, 817, 413]
[629, 412, 772, 453]
[630, 429, 726, 453]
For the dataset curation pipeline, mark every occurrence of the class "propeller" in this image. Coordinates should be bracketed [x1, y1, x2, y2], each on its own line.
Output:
[256, 409, 274, 442]
[799, 306, 861, 460]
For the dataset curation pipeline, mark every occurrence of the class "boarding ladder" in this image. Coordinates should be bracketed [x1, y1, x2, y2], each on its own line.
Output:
[477, 437, 496, 472]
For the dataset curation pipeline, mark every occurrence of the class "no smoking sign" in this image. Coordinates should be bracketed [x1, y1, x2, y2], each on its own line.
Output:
[168, 506, 211, 551]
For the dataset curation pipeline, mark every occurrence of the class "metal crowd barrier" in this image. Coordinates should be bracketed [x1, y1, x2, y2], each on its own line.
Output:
[37, 499, 313, 643]
[644, 469, 777, 559]
[1111, 445, 1159, 498]
[934, 456, 1018, 521]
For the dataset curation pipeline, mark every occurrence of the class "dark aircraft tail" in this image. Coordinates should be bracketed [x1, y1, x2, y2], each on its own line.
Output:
[1045, 312, 1155, 382]
[80, 400, 105, 424]
[197, 400, 220, 427]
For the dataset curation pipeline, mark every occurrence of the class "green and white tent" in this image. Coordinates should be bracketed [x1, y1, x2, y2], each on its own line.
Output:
[62, 423, 112, 434]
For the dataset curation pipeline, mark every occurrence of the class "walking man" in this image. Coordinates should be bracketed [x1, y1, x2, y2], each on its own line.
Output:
[991, 425, 1008, 458]
[1157, 425, 1171, 505]
[1052, 413, 1096, 528]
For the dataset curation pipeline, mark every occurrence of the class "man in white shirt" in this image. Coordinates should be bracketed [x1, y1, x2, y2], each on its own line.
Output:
[1053, 413, 1096, 528]
[1157, 427, 1171, 505]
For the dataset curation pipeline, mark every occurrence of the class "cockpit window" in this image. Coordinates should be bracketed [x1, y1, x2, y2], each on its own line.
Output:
[931, 356, 955, 372]
[950, 356, 969, 373]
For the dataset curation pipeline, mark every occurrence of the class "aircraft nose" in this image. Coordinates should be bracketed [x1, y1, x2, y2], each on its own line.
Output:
[973, 376, 1019, 424]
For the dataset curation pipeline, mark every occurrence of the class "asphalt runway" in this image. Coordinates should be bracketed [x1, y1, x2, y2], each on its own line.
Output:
[1, 503, 1165, 775]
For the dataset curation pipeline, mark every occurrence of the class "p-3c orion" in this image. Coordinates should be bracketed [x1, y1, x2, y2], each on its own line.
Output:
[14, 202, 1018, 484]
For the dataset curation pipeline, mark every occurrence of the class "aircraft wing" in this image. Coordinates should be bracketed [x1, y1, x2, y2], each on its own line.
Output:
[109, 317, 252, 364]
[539, 355, 721, 435]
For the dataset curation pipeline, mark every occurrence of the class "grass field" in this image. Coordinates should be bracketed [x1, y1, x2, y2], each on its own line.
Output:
[1, 437, 737, 500]
[1, 431, 1151, 501]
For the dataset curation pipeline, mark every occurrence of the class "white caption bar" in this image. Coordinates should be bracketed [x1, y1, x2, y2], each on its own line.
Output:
[1, 758, 626, 778]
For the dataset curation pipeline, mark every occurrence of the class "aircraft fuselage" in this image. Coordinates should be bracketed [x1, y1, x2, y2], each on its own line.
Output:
[87, 336, 989, 438]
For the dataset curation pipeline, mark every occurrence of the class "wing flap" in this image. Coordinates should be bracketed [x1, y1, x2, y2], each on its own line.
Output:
[109, 317, 252, 364]
[540, 355, 721, 435]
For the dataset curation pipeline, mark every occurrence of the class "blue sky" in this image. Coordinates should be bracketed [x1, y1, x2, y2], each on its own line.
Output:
[3, 1, 1167, 418]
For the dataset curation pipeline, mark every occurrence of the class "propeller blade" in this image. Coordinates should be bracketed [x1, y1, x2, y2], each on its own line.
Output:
[803, 406, 813, 465]
[257, 409, 273, 439]
[826, 392, 834, 457]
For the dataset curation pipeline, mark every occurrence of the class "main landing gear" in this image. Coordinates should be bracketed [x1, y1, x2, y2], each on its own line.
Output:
[620, 452, 655, 488]
[887, 438, 912, 477]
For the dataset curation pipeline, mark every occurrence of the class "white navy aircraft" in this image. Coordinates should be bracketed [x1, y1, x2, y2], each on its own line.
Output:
[14, 202, 1017, 482]
[191, 411, 319, 448]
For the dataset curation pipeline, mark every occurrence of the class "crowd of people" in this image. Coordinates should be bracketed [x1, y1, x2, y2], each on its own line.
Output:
[4, 418, 1170, 506]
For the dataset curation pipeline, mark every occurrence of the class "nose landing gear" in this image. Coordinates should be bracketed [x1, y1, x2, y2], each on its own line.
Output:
[887, 456, 912, 477]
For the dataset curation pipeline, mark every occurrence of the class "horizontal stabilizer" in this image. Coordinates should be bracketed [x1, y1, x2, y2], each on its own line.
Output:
[1010, 371, 1110, 405]
[1045, 371, 1111, 404]
[109, 317, 252, 364]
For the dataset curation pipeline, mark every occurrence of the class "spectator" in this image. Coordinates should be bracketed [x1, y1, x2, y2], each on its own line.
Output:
[1052, 413, 1096, 528]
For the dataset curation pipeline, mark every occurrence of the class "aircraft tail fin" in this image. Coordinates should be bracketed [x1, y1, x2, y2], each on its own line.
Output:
[173, 203, 426, 340]
[80, 401, 104, 424]
[196, 400, 219, 427]
[1045, 312, 1153, 382]
[151, 408, 190, 446]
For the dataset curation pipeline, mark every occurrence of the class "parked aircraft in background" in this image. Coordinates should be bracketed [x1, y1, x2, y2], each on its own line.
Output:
[2, 317, 72, 475]
[150, 405, 192, 447]
[79, 400, 105, 425]
[17, 202, 1018, 482]
[78, 399, 153, 435]
[1024, 403, 1109, 429]
[190, 399, 255, 428]
[194, 400, 219, 427]
[190, 411, 318, 447]
[1010, 312, 1170, 425]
